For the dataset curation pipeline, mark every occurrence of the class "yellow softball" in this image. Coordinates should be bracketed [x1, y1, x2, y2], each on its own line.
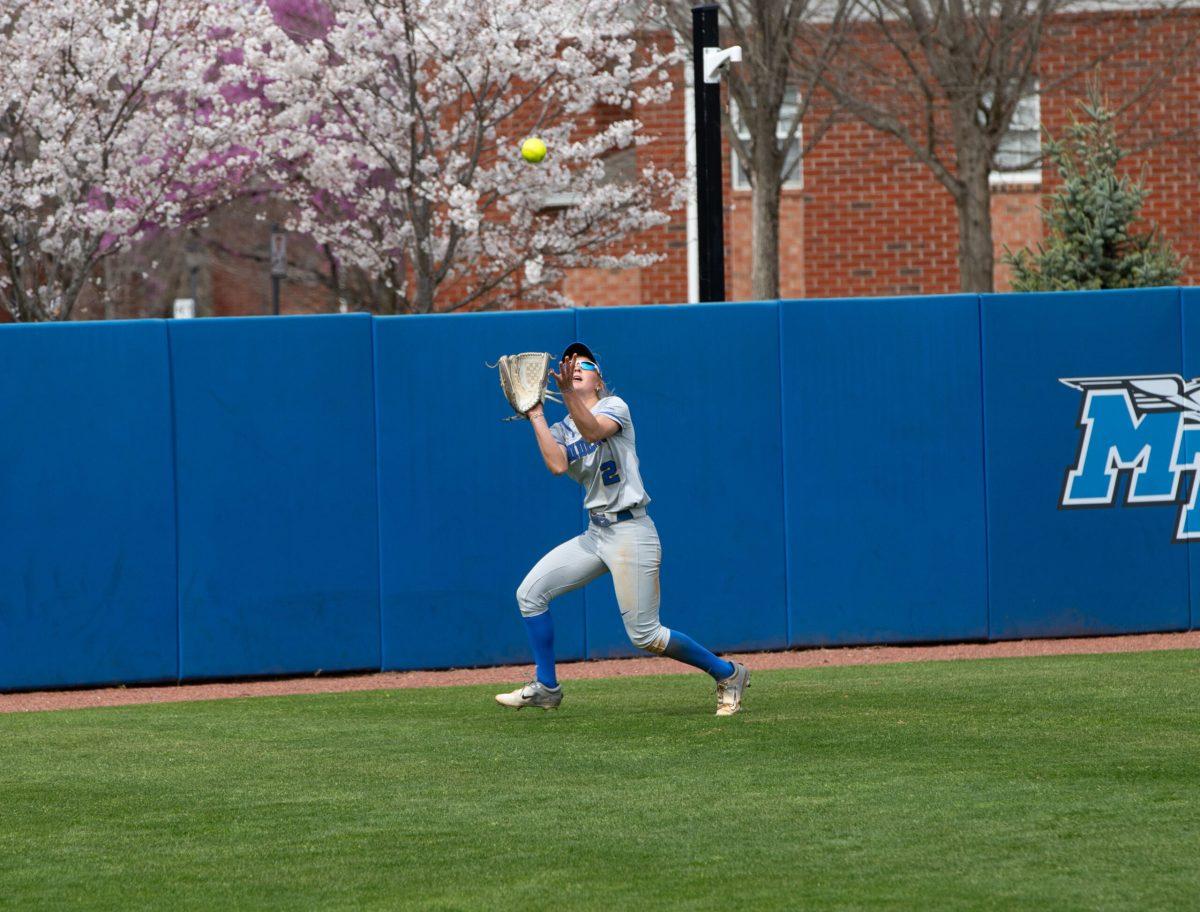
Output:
[520, 137, 547, 164]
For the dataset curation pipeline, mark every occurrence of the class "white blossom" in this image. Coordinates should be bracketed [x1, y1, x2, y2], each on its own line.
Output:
[0, 0, 276, 321]
[260, 0, 680, 313]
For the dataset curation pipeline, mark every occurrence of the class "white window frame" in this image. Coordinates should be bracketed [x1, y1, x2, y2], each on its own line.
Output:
[539, 189, 583, 209]
[731, 88, 803, 192]
[989, 85, 1041, 186]
[539, 147, 637, 210]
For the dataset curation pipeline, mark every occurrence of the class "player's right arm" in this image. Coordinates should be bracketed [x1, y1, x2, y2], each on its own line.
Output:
[527, 403, 568, 475]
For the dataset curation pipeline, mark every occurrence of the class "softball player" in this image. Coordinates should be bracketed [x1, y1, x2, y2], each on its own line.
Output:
[495, 342, 750, 716]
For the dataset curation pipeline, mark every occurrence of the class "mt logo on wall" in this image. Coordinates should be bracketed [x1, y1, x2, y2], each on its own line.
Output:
[1061, 375, 1200, 542]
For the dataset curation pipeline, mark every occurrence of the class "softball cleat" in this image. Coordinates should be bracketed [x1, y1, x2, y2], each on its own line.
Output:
[715, 661, 750, 716]
[495, 680, 563, 710]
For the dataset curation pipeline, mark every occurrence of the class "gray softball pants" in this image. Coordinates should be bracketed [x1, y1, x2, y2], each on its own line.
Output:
[517, 514, 671, 654]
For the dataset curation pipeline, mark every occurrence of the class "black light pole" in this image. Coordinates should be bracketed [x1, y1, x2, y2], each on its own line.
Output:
[188, 250, 199, 304]
[269, 223, 286, 316]
[692, 5, 739, 303]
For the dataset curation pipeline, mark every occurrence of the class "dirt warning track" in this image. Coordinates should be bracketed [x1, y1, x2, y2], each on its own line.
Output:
[3, 631, 1198, 714]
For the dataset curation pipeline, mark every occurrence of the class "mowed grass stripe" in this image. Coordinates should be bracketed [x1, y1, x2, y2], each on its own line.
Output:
[1, 650, 1197, 911]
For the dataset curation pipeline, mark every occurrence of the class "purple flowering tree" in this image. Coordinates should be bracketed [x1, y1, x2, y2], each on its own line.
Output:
[0, 0, 277, 321]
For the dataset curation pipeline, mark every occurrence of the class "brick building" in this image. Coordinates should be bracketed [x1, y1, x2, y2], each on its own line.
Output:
[560, 6, 1200, 307]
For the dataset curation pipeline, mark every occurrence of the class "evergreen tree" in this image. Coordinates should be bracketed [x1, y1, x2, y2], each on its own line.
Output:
[1004, 93, 1185, 292]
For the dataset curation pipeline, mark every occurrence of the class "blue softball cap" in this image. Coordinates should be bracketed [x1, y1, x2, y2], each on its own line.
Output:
[562, 342, 601, 373]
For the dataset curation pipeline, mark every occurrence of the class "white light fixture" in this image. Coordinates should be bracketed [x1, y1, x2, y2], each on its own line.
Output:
[702, 45, 742, 84]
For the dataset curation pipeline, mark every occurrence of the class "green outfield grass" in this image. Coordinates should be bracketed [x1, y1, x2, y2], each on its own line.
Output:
[1, 650, 1198, 911]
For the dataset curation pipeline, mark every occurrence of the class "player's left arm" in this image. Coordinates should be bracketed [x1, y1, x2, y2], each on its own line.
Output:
[553, 356, 621, 443]
[563, 393, 619, 443]
[582, 413, 620, 443]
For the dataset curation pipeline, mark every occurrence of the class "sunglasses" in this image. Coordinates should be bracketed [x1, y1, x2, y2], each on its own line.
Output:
[575, 360, 598, 372]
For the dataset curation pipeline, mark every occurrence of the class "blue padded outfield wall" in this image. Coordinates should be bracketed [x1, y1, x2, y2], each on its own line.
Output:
[781, 295, 989, 646]
[1, 288, 1197, 691]
[374, 310, 587, 671]
[0, 321, 178, 690]
[170, 315, 381, 680]
[982, 289, 1190, 639]
[576, 303, 788, 657]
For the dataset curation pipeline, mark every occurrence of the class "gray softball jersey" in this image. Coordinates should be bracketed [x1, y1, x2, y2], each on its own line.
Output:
[549, 396, 650, 514]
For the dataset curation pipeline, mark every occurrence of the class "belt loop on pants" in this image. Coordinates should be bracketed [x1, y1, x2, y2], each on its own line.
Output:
[589, 506, 646, 528]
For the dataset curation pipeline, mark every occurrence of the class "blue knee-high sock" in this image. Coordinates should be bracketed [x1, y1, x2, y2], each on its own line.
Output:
[522, 612, 558, 689]
[663, 630, 735, 681]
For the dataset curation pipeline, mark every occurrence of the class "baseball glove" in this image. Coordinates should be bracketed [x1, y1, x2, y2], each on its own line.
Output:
[495, 352, 561, 420]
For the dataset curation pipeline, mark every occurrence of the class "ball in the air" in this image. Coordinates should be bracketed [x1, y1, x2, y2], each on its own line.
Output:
[521, 137, 547, 163]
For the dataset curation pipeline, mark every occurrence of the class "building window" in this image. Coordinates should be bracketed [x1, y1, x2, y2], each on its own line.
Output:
[990, 87, 1041, 186]
[732, 87, 803, 192]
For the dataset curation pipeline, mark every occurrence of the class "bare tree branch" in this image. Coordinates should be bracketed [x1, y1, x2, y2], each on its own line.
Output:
[662, 0, 854, 299]
[813, 0, 1200, 292]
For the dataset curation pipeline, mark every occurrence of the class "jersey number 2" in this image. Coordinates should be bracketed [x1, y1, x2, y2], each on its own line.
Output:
[600, 460, 622, 485]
